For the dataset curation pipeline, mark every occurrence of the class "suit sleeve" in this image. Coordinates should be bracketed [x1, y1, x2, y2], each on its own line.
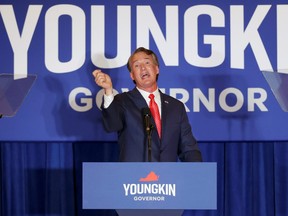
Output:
[101, 94, 124, 132]
[177, 103, 203, 162]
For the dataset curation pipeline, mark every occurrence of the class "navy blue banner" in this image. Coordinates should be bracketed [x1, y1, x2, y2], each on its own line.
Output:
[1, 0, 288, 141]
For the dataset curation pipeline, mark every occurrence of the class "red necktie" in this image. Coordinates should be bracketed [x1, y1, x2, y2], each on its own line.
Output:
[149, 94, 161, 138]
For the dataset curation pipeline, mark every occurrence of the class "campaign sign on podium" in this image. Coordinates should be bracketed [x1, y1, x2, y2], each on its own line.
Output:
[82, 162, 217, 211]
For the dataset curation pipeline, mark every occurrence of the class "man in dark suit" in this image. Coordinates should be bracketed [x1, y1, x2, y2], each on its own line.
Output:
[93, 47, 202, 162]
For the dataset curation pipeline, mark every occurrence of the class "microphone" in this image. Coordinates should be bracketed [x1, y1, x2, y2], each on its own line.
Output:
[142, 108, 151, 135]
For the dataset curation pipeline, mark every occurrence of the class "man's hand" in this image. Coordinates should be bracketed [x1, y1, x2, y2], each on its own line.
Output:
[92, 69, 113, 95]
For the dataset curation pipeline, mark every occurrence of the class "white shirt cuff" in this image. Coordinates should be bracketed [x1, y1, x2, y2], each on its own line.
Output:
[103, 93, 114, 108]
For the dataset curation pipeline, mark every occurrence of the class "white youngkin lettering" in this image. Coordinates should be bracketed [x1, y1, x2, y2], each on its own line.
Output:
[1, 4, 288, 80]
[123, 184, 176, 197]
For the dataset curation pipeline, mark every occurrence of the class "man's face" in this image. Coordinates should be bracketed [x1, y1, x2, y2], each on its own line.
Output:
[129, 52, 159, 91]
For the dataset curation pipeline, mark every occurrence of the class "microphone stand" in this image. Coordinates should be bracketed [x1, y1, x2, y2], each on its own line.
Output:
[142, 108, 153, 162]
[147, 124, 153, 162]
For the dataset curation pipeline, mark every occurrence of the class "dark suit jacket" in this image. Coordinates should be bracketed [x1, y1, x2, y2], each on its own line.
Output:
[102, 88, 202, 162]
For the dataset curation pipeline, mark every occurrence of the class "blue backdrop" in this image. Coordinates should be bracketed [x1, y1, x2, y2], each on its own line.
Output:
[1, 1, 288, 216]
[1, 0, 288, 141]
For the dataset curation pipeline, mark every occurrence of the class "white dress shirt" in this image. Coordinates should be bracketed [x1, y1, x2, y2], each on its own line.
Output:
[103, 87, 162, 117]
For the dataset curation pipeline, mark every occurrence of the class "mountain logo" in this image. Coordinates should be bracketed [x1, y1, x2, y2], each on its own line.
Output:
[139, 171, 159, 182]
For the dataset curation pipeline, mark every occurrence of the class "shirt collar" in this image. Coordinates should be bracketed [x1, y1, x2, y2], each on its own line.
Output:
[136, 87, 161, 105]
[137, 87, 159, 97]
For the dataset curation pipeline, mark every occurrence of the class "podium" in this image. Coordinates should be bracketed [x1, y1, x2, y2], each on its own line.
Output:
[0, 73, 36, 117]
[82, 162, 217, 216]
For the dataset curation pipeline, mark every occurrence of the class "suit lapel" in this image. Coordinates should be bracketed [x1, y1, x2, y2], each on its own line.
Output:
[159, 91, 169, 146]
[129, 88, 162, 146]
[127, 87, 148, 110]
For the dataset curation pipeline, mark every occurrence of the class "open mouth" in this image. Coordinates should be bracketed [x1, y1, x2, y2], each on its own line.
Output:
[141, 73, 149, 79]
